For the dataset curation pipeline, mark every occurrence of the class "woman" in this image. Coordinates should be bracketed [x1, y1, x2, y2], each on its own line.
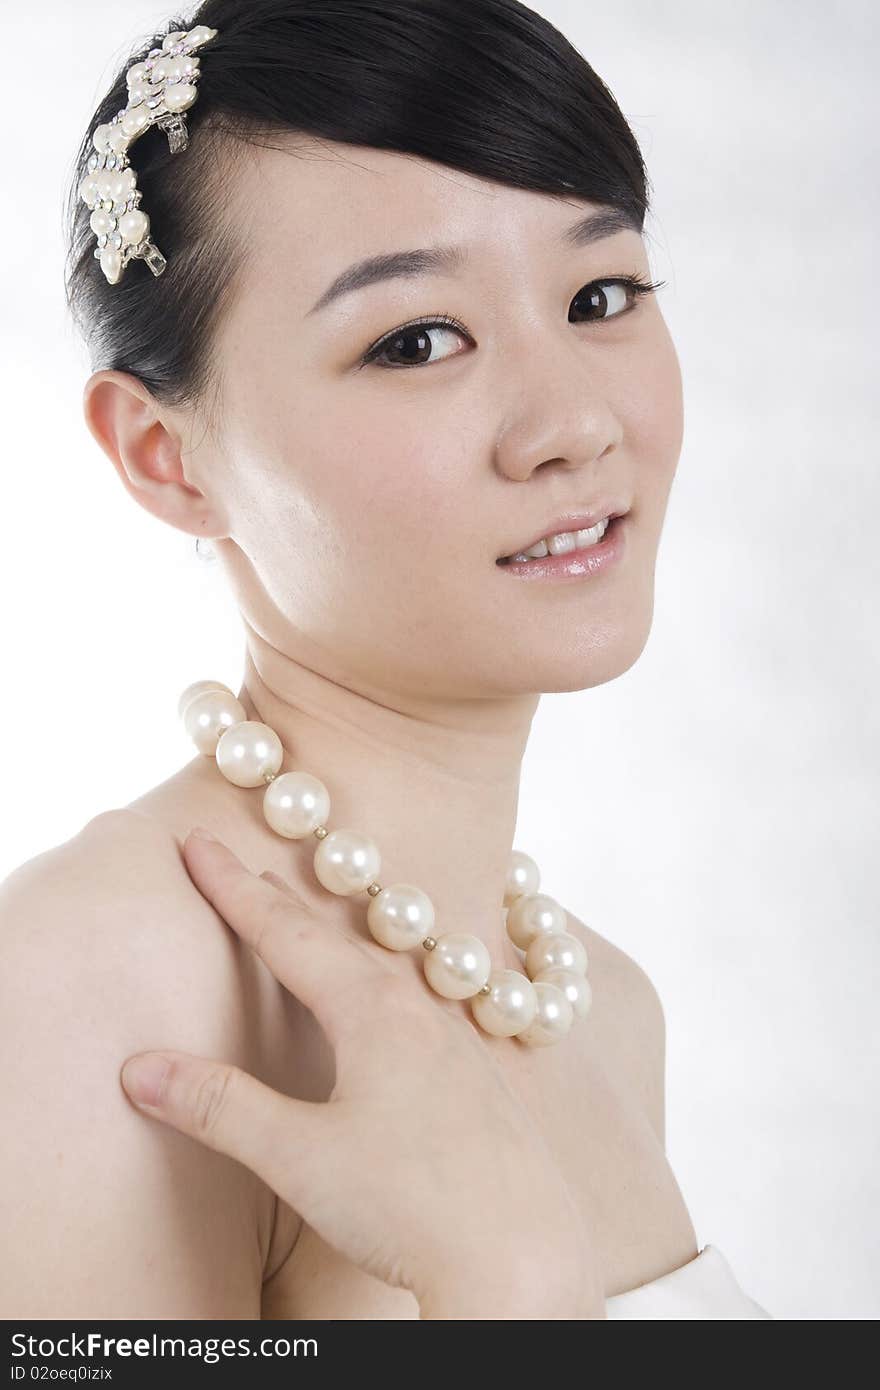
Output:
[0, 0, 770, 1318]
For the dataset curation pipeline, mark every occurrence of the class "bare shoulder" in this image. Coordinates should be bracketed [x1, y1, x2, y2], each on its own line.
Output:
[564, 909, 666, 1146]
[0, 808, 277, 1317]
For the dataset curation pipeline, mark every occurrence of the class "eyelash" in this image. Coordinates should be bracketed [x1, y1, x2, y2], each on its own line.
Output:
[358, 273, 666, 370]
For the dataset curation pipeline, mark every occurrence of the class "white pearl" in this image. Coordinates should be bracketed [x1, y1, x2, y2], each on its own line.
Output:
[163, 82, 197, 112]
[107, 125, 129, 155]
[470, 969, 537, 1036]
[79, 173, 100, 205]
[162, 30, 189, 51]
[118, 209, 149, 246]
[216, 720, 283, 788]
[177, 680, 233, 721]
[166, 53, 199, 81]
[121, 103, 151, 138]
[366, 883, 435, 951]
[99, 246, 122, 284]
[314, 829, 381, 896]
[534, 967, 592, 1020]
[107, 167, 136, 203]
[92, 123, 112, 153]
[517, 981, 574, 1046]
[126, 62, 149, 88]
[423, 932, 491, 1000]
[263, 771, 330, 839]
[506, 892, 568, 950]
[127, 78, 150, 105]
[90, 208, 115, 237]
[183, 688, 247, 755]
[504, 849, 541, 905]
[149, 56, 172, 85]
[185, 25, 217, 48]
[525, 931, 589, 980]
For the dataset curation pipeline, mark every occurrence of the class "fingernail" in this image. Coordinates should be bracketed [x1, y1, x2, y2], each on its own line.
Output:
[189, 825, 217, 842]
[121, 1053, 171, 1107]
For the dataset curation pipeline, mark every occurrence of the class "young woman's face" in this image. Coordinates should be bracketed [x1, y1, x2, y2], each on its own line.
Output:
[198, 139, 684, 701]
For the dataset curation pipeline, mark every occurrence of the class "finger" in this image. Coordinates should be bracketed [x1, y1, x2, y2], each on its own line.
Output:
[182, 830, 383, 1047]
[120, 1049, 322, 1206]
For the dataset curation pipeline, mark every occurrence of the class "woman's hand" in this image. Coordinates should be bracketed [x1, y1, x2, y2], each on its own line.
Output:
[119, 828, 605, 1319]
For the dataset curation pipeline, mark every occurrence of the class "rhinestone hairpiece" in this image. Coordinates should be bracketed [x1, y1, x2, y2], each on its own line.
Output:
[78, 24, 219, 285]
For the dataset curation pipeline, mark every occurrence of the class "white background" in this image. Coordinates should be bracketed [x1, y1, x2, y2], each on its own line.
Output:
[1, 0, 877, 1319]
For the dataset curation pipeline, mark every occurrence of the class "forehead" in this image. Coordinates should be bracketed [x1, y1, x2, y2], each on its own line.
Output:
[225, 136, 629, 295]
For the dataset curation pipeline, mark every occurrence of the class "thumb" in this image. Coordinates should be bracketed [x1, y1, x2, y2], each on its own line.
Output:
[120, 1050, 322, 1201]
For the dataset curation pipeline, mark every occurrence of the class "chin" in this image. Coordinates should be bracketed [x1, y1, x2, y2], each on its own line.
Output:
[510, 598, 656, 695]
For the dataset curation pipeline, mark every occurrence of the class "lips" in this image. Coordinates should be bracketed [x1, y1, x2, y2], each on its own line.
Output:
[498, 505, 630, 562]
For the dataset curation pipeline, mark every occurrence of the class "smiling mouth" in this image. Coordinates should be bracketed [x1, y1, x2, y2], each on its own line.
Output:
[497, 515, 617, 565]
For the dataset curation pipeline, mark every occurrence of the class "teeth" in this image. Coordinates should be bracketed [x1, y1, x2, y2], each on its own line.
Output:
[507, 518, 610, 563]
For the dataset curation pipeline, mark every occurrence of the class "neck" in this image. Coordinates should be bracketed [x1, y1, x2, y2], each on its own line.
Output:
[233, 617, 540, 962]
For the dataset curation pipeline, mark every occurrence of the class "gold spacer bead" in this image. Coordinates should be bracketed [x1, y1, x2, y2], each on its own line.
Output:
[262, 769, 277, 783]
[366, 882, 382, 897]
[422, 936, 437, 951]
[477, 981, 492, 996]
[313, 825, 329, 839]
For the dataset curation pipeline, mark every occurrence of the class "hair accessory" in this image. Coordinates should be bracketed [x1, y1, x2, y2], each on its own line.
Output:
[178, 680, 594, 1048]
[78, 24, 218, 285]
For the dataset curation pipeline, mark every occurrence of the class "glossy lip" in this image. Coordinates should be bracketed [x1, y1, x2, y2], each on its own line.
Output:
[495, 512, 628, 580]
[497, 505, 630, 561]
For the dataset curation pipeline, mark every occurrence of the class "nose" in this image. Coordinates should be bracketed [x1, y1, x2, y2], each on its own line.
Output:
[491, 340, 623, 483]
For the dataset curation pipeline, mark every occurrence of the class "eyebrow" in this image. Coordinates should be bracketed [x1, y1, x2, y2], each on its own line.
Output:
[305, 205, 642, 316]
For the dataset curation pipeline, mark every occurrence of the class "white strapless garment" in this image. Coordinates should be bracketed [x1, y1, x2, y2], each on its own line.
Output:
[604, 1244, 772, 1319]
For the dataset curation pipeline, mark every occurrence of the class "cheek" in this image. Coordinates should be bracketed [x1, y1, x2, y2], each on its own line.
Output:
[626, 320, 684, 505]
[305, 406, 473, 572]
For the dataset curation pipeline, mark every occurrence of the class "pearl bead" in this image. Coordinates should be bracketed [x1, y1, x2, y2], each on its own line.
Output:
[166, 53, 199, 81]
[127, 79, 150, 105]
[79, 173, 100, 205]
[183, 689, 246, 755]
[263, 771, 330, 839]
[126, 62, 149, 88]
[162, 30, 189, 51]
[107, 167, 136, 203]
[177, 680, 233, 721]
[216, 720, 283, 788]
[534, 967, 592, 1020]
[119, 209, 149, 247]
[517, 981, 574, 1046]
[107, 125, 129, 155]
[185, 25, 217, 48]
[121, 103, 151, 138]
[92, 123, 112, 153]
[90, 208, 115, 237]
[99, 246, 122, 283]
[504, 849, 541, 905]
[314, 829, 381, 896]
[524, 931, 589, 980]
[149, 56, 173, 85]
[505, 892, 568, 950]
[367, 883, 435, 950]
[423, 932, 491, 1000]
[470, 969, 537, 1036]
[163, 82, 197, 112]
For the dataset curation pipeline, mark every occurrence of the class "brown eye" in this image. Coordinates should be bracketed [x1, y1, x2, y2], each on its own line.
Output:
[361, 315, 470, 369]
[569, 276, 661, 323]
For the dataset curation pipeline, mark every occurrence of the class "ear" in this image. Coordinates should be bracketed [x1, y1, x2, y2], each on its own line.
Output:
[82, 369, 229, 540]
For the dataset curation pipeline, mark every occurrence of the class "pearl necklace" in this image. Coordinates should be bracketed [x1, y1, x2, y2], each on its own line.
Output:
[179, 680, 592, 1048]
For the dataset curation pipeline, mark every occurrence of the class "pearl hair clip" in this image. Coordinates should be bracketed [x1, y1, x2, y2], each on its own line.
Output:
[78, 24, 219, 285]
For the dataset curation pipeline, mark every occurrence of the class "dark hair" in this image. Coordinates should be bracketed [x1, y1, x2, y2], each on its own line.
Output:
[64, 0, 652, 433]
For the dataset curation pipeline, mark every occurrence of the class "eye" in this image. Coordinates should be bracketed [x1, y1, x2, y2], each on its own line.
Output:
[357, 273, 665, 372]
[569, 273, 665, 324]
[359, 313, 470, 370]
